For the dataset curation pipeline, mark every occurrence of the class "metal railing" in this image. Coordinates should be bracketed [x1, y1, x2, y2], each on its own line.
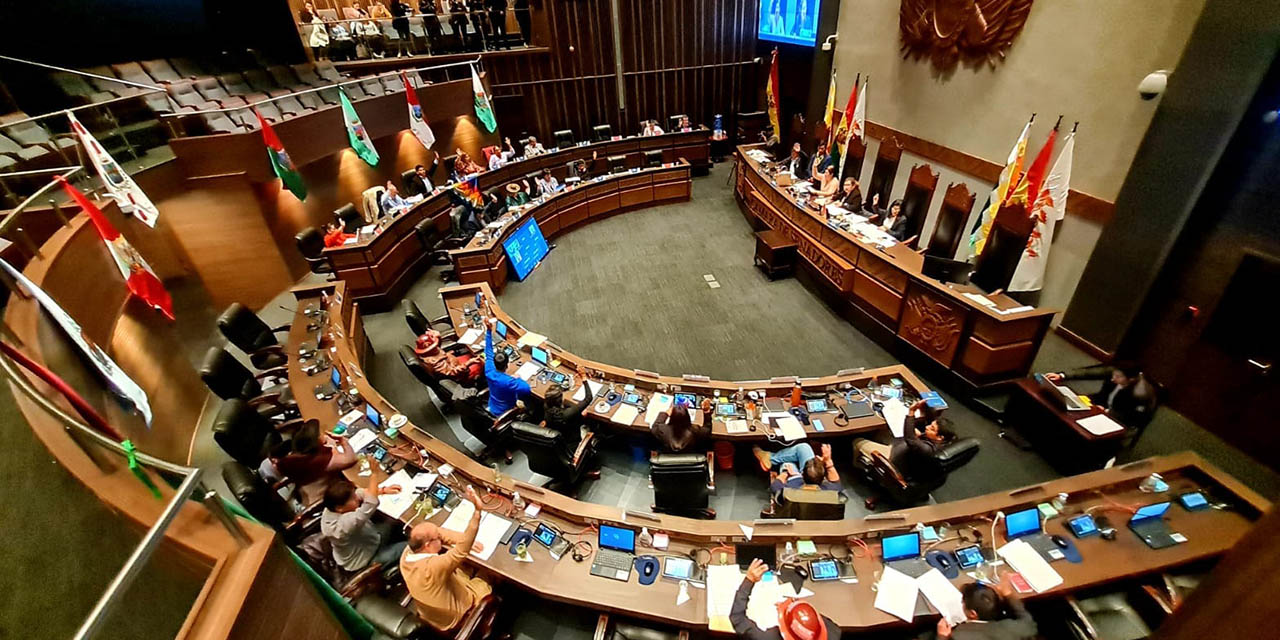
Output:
[0, 172, 250, 640]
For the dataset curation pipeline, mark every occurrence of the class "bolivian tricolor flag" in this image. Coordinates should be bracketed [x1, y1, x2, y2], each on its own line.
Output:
[766, 49, 781, 139]
[969, 115, 1033, 258]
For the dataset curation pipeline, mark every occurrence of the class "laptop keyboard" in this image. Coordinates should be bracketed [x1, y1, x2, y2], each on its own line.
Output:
[594, 549, 632, 571]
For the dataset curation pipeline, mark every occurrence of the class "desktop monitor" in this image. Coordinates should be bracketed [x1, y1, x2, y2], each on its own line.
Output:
[1005, 507, 1042, 539]
[592, 124, 613, 142]
[881, 532, 921, 562]
[758, 0, 822, 47]
[608, 155, 627, 174]
[531, 346, 549, 366]
[598, 524, 636, 553]
[1131, 502, 1171, 523]
[501, 218, 550, 281]
[644, 149, 663, 168]
[922, 255, 972, 284]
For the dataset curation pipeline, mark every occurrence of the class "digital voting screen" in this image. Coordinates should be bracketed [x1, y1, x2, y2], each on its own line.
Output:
[502, 218, 550, 281]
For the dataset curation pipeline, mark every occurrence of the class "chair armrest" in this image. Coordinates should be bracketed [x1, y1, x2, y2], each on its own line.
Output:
[455, 594, 499, 640]
[572, 432, 596, 467]
[935, 438, 981, 471]
[271, 323, 292, 334]
[270, 417, 306, 433]
[339, 562, 385, 599]
[870, 451, 908, 489]
[1065, 596, 1100, 640]
[707, 451, 716, 491]
[253, 365, 290, 381]
[493, 407, 524, 431]
[593, 614, 610, 640]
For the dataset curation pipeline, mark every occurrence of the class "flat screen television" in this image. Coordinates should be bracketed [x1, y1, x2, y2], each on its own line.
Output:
[502, 218, 550, 281]
[758, 0, 820, 47]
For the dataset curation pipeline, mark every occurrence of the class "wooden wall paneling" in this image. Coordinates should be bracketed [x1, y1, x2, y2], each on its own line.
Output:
[227, 540, 346, 640]
[926, 181, 977, 259]
[845, 136, 867, 186]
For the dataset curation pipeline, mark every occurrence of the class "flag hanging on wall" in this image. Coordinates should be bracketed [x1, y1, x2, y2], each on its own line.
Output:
[968, 115, 1032, 259]
[831, 73, 858, 154]
[402, 72, 436, 150]
[0, 257, 153, 426]
[340, 88, 379, 166]
[255, 108, 307, 201]
[471, 64, 497, 133]
[838, 76, 867, 181]
[822, 70, 837, 144]
[57, 176, 174, 321]
[67, 112, 160, 228]
[765, 49, 781, 140]
[1010, 131, 1075, 292]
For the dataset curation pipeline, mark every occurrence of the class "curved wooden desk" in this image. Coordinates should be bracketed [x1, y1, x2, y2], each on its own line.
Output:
[288, 281, 1267, 631]
[323, 129, 709, 309]
[734, 146, 1058, 388]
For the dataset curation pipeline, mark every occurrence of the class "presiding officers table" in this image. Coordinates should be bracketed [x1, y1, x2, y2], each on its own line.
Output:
[322, 129, 710, 310]
[284, 280, 1268, 633]
[735, 145, 1058, 388]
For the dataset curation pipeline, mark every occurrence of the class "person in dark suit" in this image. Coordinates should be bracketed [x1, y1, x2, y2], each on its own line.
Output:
[732, 559, 842, 640]
[809, 141, 834, 180]
[513, 0, 531, 45]
[854, 401, 956, 485]
[390, 1, 416, 57]
[836, 178, 862, 211]
[782, 142, 808, 179]
[1046, 363, 1157, 428]
[650, 403, 706, 454]
[486, 0, 509, 49]
[419, 1, 444, 52]
[407, 162, 436, 196]
[868, 195, 910, 241]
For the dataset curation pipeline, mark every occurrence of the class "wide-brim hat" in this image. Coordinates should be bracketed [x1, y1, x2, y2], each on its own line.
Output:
[413, 331, 441, 356]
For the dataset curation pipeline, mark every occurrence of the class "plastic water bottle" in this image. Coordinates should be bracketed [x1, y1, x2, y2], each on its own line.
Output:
[512, 492, 525, 510]
[638, 527, 654, 548]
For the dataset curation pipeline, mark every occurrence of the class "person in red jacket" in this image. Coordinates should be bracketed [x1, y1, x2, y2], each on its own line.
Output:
[323, 221, 354, 248]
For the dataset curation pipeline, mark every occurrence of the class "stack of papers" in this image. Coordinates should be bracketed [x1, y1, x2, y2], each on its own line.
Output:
[645, 393, 674, 426]
[882, 399, 908, 437]
[1077, 413, 1124, 436]
[439, 499, 512, 562]
[516, 332, 546, 348]
[774, 415, 806, 441]
[873, 566, 920, 622]
[376, 469, 419, 519]
[457, 328, 483, 346]
[917, 569, 967, 625]
[998, 539, 1063, 592]
[725, 419, 750, 434]
[610, 404, 640, 425]
[963, 292, 998, 308]
[746, 573, 782, 631]
[514, 361, 541, 381]
[349, 429, 378, 453]
[706, 564, 742, 632]
[572, 380, 606, 402]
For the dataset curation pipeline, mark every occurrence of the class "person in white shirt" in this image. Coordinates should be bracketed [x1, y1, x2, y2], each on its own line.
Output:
[524, 136, 546, 156]
[677, 115, 692, 132]
[534, 167, 561, 196]
[485, 146, 506, 170]
[320, 477, 405, 572]
[381, 182, 410, 215]
[641, 120, 665, 136]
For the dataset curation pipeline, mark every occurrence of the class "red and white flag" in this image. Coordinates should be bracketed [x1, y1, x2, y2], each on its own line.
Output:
[67, 112, 160, 227]
[1010, 132, 1075, 292]
[56, 176, 175, 320]
[402, 72, 436, 150]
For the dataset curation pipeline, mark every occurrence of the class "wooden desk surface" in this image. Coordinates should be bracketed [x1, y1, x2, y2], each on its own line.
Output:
[1011, 378, 1122, 443]
[440, 282, 927, 441]
[287, 282, 1268, 631]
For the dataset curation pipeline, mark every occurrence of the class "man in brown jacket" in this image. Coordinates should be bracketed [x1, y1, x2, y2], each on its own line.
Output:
[414, 330, 483, 385]
[400, 485, 493, 631]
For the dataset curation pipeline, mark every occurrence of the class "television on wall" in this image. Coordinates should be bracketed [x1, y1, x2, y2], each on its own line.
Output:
[502, 218, 550, 281]
[758, 0, 821, 47]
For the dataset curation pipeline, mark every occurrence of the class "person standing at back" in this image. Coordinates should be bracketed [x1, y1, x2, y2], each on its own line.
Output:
[390, 0, 416, 56]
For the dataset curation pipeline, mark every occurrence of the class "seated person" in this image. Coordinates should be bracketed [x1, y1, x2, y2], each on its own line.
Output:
[650, 403, 705, 454]
[809, 141, 834, 179]
[568, 152, 600, 181]
[534, 167, 562, 195]
[501, 136, 518, 158]
[1046, 362, 1157, 427]
[864, 195, 909, 240]
[480, 190, 506, 224]
[323, 220, 355, 248]
[454, 148, 483, 175]
[484, 145, 506, 170]
[414, 330, 483, 385]
[930, 579, 1037, 640]
[641, 119, 665, 136]
[733, 558, 842, 640]
[504, 182, 530, 208]
[320, 477, 407, 572]
[537, 386, 598, 471]
[268, 420, 357, 503]
[408, 163, 435, 196]
[524, 136, 547, 156]
[782, 142, 808, 178]
[401, 485, 492, 633]
[854, 400, 955, 484]
[810, 165, 839, 202]
[484, 318, 531, 416]
[381, 182, 411, 215]
[754, 443, 843, 506]
[677, 115, 692, 132]
[835, 177, 862, 212]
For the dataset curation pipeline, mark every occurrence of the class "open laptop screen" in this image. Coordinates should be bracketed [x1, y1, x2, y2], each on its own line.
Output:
[882, 533, 921, 562]
[1131, 502, 1171, 523]
[598, 524, 635, 553]
[1005, 508, 1042, 539]
[495, 320, 508, 339]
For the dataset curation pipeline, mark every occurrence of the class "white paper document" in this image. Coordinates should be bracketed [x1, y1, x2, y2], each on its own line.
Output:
[646, 393, 674, 426]
[775, 415, 807, 442]
[917, 568, 967, 625]
[469, 513, 512, 561]
[746, 574, 782, 631]
[441, 499, 477, 532]
[1077, 413, 1124, 436]
[874, 566, 920, 622]
[376, 469, 419, 519]
[610, 404, 640, 425]
[458, 328, 483, 346]
[572, 380, 606, 402]
[725, 419, 750, 434]
[514, 361, 541, 381]
[882, 399, 909, 438]
[516, 332, 546, 348]
[706, 564, 742, 632]
[998, 539, 1063, 592]
[410, 473, 439, 490]
[349, 428, 378, 452]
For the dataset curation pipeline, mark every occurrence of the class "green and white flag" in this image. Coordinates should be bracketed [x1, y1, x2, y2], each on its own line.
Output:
[339, 88, 379, 166]
[471, 64, 497, 133]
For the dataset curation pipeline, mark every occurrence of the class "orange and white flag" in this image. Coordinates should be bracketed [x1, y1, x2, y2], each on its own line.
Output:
[1010, 132, 1074, 292]
[67, 111, 160, 227]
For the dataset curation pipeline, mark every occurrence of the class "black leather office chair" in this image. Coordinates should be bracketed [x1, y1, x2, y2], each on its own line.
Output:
[456, 389, 516, 463]
[336, 203, 363, 232]
[402, 299, 457, 340]
[650, 453, 715, 519]
[199, 346, 296, 417]
[295, 530, 395, 601]
[217, 303, 289, 370]
[398, 345, 467, 413]
[592, 124, 613, 142]
[644, 149, 663, 168]
[595, 613, 689, 640]
[553, 129, 574, 148]
[400, 168, 418, 195]
[608, 155, 626, 174]
[668, 114, 687, 131]
[854, 437, 980, 508]
[511, 421, 597, 495]
[775, 488, 845, 520]
[211, 398, 297, 466]
[221, 460, 299, 532]
[294, 227, 334, 276]
[352, 594, 425, 640]
[1066, 592, 1158, 640]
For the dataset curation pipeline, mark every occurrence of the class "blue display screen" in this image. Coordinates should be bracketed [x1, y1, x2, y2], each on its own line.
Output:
[1005, 508, 1041, 539]
[365, 404, 381, 427]
[496, 320, 508, 338]
[1069, 515, 1099, 537]
[956, 546, 984, 568]
[598, 524, 635, 553]
[1132, 502, 1171, 523]
[534, 524, 557, 547]
[331, 367, 341, 387]
[716, 403, 737, 416]
[882, 533, 920, 562]
[1180, 492, 1209, 510]
[806, 399, 828, 413]
[811, 560, 838, 580]
[675, 393, 698, 407]
[532, 347, 549, 365]
[502, 218, 550, 281]
[758, 0, 821, 47]
[430, 483, 452, 505]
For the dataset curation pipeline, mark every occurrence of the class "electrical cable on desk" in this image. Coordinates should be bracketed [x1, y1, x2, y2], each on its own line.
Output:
[846, 537, 870, 558]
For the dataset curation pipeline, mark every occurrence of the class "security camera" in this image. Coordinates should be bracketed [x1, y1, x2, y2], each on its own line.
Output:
[1137, 70, 1169, 100]
[821, 34, 838, 51]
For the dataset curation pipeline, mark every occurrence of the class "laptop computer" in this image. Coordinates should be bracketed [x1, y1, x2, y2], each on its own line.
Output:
[735, 543, 777, 571]
[590, 524, 636, 581]
[840, 397, 875, 419]
[882, 532, 931, 578]
[1033, 374, 1090, 411]
[1005, 507, 1065, 562]
[1129, 502, 1181, 549]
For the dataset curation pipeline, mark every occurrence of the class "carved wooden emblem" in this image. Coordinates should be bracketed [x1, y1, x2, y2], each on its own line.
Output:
[899, 0, 1035, 72]
[901, 289, 963, 364]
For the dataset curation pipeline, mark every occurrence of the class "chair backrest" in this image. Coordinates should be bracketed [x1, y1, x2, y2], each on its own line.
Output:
[267, 65, 302, 88]
[592, 124, 613, 141]
[359, 78, 384, 97]
[52, 72, 98, 99]
[651, 453, 709, 512]
[335, 203, 362, 232]
[169, 57, 205, 79]
[379, 75, 402, 94]
[511, 421, 566, 478]
[212, 398, 276, 466]
[400, 169, 418, 194]
[217, 72, 253, 96]
[200, 346, 260, 400]
[110, 62, 153, 87]
[397, 345, 435, 387]
[403, 300, 430, 336]
[194, 76, 229, 100]
[777, 488, 844, 520]
[221, 461, 294, 528]
[292, 64, 325, 86]
[668, 114, 687, 131]
[296, 226, 325, 260]
[218, 302, 278, 354]
[644, 150, 663, 168]
[553, 129, 574, 148]
[167, 80, 207, 108]
[456, 389, 499, 444]
[3, 118, 53, 146]
[140, 59, 181, 83]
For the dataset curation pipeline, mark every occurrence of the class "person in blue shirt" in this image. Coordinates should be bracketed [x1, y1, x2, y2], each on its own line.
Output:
[484, 320, 531, 416]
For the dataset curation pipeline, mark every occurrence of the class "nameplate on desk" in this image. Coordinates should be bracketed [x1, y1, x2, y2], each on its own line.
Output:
[770, 376, 799, 384]
[633, 369, 660, 379]
[682, 374, 711, 383]
[836, 368, 866, 376]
